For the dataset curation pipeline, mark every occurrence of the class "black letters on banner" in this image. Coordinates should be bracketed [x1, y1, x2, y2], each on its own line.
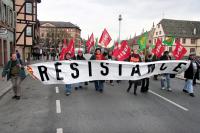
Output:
[100, 62, 109, 76]
[160, 63, 167, 71]
[54, 62, 63, 80]
[147, 64, 155, 73]
[119, 64, 122, 76]
[173, 63, 187, 72]
[88, 61, 92, 77]
[38, 66, 49, 81]
[131, 65, 141, 76]
[70, 63, 79, 79]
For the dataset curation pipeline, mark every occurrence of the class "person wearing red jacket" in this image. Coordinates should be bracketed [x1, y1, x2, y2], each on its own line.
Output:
[126, 49, 142, 95]
[90, 48, 106, 93]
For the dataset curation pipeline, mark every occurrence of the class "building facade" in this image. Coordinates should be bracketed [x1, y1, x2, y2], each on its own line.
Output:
[39, 21, 81, 50]
[0, 0, 15, 66]
[15, 0, 41, 61]
[153, 19, 200, 56]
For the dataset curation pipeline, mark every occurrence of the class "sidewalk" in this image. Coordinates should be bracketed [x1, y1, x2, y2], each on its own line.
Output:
[0, 68, 12, 98]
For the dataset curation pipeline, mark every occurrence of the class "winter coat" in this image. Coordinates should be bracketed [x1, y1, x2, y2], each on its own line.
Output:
[184, 61, 196, 80]
[2, 59, 26, 80]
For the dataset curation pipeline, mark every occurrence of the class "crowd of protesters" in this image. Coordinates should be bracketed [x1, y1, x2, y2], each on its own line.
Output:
[60, 47, 200, 97]
[1, 47, 200, 100]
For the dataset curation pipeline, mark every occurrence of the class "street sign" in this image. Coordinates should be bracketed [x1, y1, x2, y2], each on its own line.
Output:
[0, 28, 7, 35]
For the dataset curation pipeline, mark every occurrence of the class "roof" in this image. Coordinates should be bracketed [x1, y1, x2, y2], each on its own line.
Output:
[40, 21, 81, 30]
[159, 19, 200, 38]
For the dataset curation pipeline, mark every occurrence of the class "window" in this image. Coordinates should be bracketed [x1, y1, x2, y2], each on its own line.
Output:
[169, 47, 172, 52]
[158, 24, 160, 28]
[190, 48, 196, 53]
[0, 2, 2, 21]
[9, 9, 13, 27]
[191, 38, 196, 44]
[2, 4, 6, 22]
[159, 31, 162, 35]
[41, 33, 44, 37]
[26, 3, 32, 14]
[182, 38, 186, 44]
[149, 40, 151, 43]
[156, 32, 158, 35]
[26, 26, 32, 36]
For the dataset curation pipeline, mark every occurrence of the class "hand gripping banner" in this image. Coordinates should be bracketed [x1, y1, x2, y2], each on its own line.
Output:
[26, 60, 190, 84]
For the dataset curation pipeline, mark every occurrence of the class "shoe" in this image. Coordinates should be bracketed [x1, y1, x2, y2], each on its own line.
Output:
[85, 82, 88, 85]
[75, 87, 78, 90]
[12, 96, 17, 99]
[79, 86, 82, 89]
[183, 89, 188, 93]
[66, 92, 71, 96]
[189, 93, 195, 97]
[99, 89, 103, 93]
[134, 92, 137, 96]
[15, 96, 20, 100]
[167, 88, 172, 92]
[161, 87, 165, 90]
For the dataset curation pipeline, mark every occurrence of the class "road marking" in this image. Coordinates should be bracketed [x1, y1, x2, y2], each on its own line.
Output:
[55, 87, 59, 93]
[149, 90, 189, 111]
[56, 100, 61, 113]
[56, 128, 63, 133]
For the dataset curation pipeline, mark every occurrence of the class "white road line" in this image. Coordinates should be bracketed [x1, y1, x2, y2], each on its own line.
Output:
[149, 90, 189, 111]
[56, 100, 61, 113]
[56, 128, 63, 133]
[55, 87, 59, 93]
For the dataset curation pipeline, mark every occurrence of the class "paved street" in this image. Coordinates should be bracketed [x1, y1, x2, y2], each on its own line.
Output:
[0, 76, 200, 133]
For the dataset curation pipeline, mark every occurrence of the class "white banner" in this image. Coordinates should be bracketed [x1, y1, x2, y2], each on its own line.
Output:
[26, 60, 190, 84]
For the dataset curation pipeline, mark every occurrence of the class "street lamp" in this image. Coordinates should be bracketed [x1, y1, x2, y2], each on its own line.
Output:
[118, 14, 122, 41]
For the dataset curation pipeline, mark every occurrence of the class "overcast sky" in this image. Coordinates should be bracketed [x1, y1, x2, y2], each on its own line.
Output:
[38, 0, 200, 41]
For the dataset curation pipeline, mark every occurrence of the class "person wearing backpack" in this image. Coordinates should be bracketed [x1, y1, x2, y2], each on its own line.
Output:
[1, 53, 26, 100]
[183, 53, 197, 97]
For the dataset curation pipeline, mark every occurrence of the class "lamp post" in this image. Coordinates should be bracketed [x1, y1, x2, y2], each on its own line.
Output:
[118, 14, 122, 41]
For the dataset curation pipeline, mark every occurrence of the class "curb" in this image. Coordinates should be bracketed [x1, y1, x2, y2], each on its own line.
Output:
[0, 84, 12, 99]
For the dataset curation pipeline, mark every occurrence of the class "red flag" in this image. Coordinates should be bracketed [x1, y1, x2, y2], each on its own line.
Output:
[59, 38, 75, 60]
[86, 33, 95, 53]
[99, 28, 112, 47]
[116, 40, 131, 61]
[152, 38, 165, 58]
[172, 40, 187, 60]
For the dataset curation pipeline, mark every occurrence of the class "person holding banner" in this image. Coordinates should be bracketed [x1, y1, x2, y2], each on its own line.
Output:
[183, 53, 197, 97]
[64, 52, 73, 96]
[74, 50, 88, 90]
[90, 48, 106, 93]
[126, 49, 142, 95]
[160, 51, 172, 91]
[141, 54, 153, 93]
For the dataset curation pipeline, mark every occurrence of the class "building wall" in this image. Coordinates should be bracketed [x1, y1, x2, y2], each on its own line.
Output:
[15, 0, 39, 61]
[0, 0, 14, 66]
[153, 23, 200, 57]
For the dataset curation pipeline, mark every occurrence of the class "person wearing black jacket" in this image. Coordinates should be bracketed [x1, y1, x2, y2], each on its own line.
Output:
[127, 49, 142, 95]
[141, 54, 152, 93]
[160, 51, 172, 91]
[74, 50, 88, 90]
[183, 54, 197, 97]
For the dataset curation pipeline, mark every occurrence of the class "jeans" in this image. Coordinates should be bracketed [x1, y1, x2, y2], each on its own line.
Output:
[65, 84, 72, 93]
[183, 79, 193, 93]
[161, 74, 170, 89]
[94, 80, 104, 91]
